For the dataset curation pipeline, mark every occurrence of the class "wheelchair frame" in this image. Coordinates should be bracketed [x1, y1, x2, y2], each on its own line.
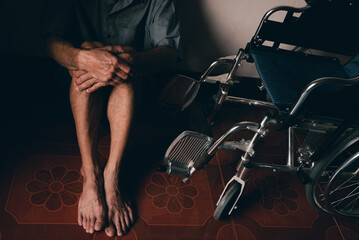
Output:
[161, 3, 359, 219]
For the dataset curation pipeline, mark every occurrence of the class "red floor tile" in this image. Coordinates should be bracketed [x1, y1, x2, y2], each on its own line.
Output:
[2, 103, 359, 240]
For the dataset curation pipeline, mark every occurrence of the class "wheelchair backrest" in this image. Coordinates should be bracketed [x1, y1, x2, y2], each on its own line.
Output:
[252, 0, 359, 56]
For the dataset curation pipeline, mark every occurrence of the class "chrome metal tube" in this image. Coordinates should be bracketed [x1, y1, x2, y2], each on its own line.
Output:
[290, 76, 359, 116]
[226, 96, 276, 109]
[242, 116, 271, 161]
[244, 162, 298, 172]
[226, 49, 245, 82]
[207, 122, 259, 156]
[287, 127, 294, 167]
[253, 5, 310, 39]
[199, 59, 235, 82]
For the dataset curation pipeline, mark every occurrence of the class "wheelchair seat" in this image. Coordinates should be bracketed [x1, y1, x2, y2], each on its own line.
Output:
[245, 0, 359, 120]
[251, 46, 349, 112]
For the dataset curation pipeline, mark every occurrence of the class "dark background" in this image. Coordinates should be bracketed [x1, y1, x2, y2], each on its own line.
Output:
[0, 0, 223, 156]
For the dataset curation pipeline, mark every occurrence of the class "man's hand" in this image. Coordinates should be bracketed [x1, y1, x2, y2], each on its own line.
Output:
[74, 42, 136, 93]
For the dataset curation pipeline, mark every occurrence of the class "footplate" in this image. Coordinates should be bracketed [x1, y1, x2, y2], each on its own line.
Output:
[164, 131, 213, 177]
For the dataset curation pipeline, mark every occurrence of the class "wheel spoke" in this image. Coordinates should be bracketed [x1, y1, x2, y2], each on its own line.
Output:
[330, 185, 359, 206]
[329, 176, 358, 195]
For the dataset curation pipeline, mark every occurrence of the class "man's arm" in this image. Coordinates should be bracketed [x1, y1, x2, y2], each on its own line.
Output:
[46, 37, 132, 88]
[118, 45, 178, 75]
[74, 44, 178, 93]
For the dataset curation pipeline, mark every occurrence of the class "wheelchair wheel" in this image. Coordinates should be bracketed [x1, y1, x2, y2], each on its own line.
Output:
[324, 151, 359, 217]
[306, 128, 359, 217]
[213, 182, 242, 220]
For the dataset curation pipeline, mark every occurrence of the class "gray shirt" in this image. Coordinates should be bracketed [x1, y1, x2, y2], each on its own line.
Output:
[43, 0, 180, 52]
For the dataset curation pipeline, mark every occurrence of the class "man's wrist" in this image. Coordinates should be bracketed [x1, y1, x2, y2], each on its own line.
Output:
[75, 48, 87, 70]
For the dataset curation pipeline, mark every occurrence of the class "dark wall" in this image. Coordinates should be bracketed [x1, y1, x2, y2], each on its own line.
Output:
[0, 0, 47, 57]
[0, 1, 72, 153]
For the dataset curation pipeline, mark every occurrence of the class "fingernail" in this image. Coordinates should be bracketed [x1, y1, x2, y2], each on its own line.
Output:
[76, 87, 79, 91]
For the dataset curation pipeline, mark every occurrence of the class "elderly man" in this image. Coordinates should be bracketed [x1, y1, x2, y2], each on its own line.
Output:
[43, 0, 180, 237]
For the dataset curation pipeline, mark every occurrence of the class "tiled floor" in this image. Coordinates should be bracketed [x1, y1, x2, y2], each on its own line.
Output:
[1, 103, 359, 240]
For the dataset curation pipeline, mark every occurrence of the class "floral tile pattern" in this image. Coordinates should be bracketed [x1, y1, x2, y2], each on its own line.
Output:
[2, 104, 359, 239]
[145, 173, 199, 214]
[244, 171, 319, 228]
[5, 155, 82, 224]
[253, 175, 299, 216]
[25, 165, 82, 212]
[138, 171, 213, 226]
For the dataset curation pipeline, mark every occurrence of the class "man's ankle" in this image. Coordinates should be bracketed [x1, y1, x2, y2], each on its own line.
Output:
[80, 165, 102, 181]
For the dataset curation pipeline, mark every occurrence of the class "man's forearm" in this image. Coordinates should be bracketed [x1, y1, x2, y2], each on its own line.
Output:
[125, 45, 177, 75]
[46, 36, 81, 71]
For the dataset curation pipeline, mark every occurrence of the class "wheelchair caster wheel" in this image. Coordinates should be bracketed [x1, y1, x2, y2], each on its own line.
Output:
[213, 182, 242, 220]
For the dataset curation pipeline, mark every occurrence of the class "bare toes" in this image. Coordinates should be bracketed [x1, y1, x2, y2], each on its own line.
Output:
[83, 217, 88, 232]
[114, 218, 123, 236]
[78, 214, 83, 226]
[88, 217, 95, 234]
[94, 220, 104, 231]
[105, 225, 116, 237]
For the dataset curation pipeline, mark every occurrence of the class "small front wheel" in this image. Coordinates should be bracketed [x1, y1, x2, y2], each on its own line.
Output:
[213, 182, 242, 220]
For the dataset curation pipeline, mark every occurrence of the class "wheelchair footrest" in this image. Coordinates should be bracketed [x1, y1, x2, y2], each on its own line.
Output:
[164, 131, 213, 177]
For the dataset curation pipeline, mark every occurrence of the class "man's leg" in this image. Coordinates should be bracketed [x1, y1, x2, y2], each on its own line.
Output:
[103, 82, 135, 237]
[70, 79, 106, 234]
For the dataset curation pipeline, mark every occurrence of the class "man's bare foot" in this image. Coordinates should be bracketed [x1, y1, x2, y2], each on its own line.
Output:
[78, 167, 106, 234]
[103, 167, 134, 237]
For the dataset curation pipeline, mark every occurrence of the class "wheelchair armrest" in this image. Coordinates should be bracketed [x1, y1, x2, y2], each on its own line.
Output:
[218, 55, 236, 60]
[200, 58, 235, 82]
[200, 49, 247, 83]
[204, 73, 229, 84]
[290, 76, 359, 116]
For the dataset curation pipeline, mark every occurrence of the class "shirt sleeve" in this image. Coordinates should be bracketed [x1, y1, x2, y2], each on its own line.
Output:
[147, 0, 181, 52]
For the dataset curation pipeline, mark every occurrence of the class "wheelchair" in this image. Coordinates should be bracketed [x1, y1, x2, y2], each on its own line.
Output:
[159, 0, 359, 220]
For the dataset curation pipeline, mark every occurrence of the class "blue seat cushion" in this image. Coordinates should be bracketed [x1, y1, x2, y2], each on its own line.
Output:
[345, 54, 359, 78]
[251, 48, 348, 112]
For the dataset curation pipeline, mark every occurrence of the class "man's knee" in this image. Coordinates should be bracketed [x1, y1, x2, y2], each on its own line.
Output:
[113, 81, 135, 96]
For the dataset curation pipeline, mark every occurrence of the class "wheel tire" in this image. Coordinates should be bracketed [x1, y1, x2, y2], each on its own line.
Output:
[306, 128, 359, 216]
[324, 150, 359, 217]
[213, 182, 242, 220]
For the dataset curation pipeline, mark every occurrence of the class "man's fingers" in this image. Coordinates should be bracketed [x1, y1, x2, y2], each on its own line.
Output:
[74, 70, 88, 80]
[75, 72, 93, 85]
[86, 82, 107, 93]
[112, 45, 136, 54]
[118, 53, 135, 66]
[113, 58, 131, 75]
[90, 41, 105, 48]
[112, 66, 133, 82]
[122, 45, 136, 53]
[77, 78, 97, 91]
[81, 41, 105, 49]
[102, 45, 136, 54]
[111, 74, 123, 84]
